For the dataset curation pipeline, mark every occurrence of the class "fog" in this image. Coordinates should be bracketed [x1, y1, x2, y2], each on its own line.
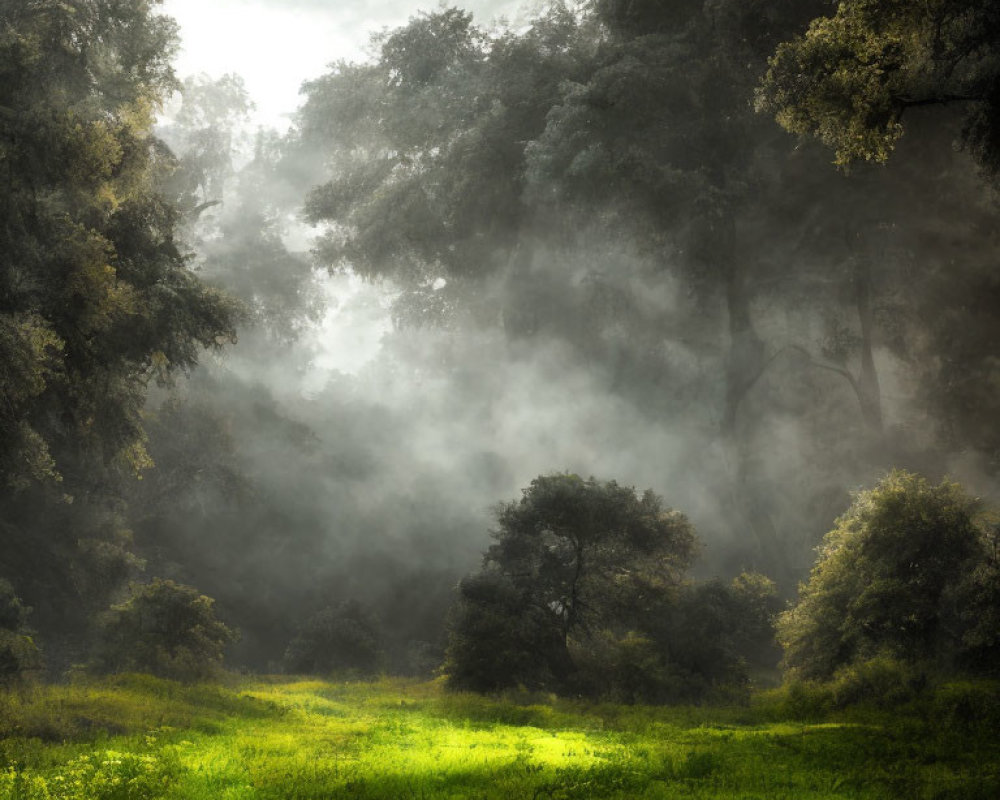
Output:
[4, 0, 999, 679]
[139, 1, 1000, 662]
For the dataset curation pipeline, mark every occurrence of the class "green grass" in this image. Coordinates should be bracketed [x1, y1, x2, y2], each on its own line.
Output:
[1, 675, 998, 799]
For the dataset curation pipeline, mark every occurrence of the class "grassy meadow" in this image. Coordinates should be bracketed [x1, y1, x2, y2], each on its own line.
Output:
[1, 676, 998, 799]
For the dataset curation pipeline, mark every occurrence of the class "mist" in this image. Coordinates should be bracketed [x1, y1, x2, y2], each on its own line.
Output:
[130, 0, 1000, 671]
[4, 0, 1000, 683]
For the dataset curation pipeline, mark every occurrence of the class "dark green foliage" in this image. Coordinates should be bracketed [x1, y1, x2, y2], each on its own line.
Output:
[0, 579, 29, 633]
[444, 571, 568, 693]
[94, 579, 238, 682]
[571, 572, 781, 703]
[0, 578, 41, 684]
[952, 522, 1000, 674]
[778, 471, 993, 680]
[664, 573, 781, 687]
[0, 0, 238, 491]
[446, 475, 786, 703]
[827, 656, 927, 709]
[758, 0, 1000, 175]
[0, 0, 239, 662]
[298, 3, 591, 313]
[446, 474, 707, 699]
[284, 600, 383, 676]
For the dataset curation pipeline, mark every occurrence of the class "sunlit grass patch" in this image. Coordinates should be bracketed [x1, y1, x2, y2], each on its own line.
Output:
[2, 676, 999, 799]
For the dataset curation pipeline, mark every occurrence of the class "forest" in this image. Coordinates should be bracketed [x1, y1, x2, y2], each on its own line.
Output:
[2, 0, 1000, 797]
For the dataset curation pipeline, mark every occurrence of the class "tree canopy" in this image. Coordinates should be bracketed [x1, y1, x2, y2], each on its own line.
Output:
[0, 0, 239, 656]
[446, 474, 697, 695]
[94, 578, 238, 681]
[0, 0, 238, 492]
[778, 470, 997, 680]
[757, 0, 1000, 174]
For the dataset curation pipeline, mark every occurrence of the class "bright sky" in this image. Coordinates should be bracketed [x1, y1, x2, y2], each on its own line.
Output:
[160, 0, 528, 129]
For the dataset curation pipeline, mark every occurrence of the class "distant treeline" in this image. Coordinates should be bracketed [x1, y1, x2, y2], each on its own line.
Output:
[3, 0, 1000, 696]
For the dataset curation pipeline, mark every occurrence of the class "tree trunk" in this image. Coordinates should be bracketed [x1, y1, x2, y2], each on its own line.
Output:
[710, 216, 784, 570]
[853, 256, 884, 433]
[719, 222, 766, 439]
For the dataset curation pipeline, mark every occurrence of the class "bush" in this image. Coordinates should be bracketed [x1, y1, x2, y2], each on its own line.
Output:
[932, 681, 1000, 732]
[283, 600, 383, 676]
[0, 579, 41, 685]
[444, 571, 569, 693]
[93, 579, 238, 682]
[829, 656, 926, 709]
[570, 630, 703, 704]
[778, 471, 985, 680]
[763, 681, 834, 721]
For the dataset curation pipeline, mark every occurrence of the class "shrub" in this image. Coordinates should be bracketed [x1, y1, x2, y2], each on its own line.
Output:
[763, 681, 834, 721]
[778, 471, 984, 680]
[283, 600, 383, 676]
[932, 681, 1000, 732]
[443, 570, 569, 693]
[0, 579, 41, 685]
[93, 579, 238, 682]
[570, 630, 701, 704]
[829, 655, 926, 709]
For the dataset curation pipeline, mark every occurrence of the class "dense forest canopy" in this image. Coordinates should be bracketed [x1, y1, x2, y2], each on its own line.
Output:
[1, 0, 999, 695]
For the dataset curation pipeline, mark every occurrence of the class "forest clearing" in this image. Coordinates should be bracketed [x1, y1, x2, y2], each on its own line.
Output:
[2, 676, 999, 800]
[5, 0, 1000, 797]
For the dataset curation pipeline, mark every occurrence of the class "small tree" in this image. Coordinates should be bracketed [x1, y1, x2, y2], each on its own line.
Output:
[444, 474, 698, 694]
[94, 579, 238, 682]
[778, 470, 983, 680]
[0, 579, 41, 685]
[283, 600, 383, 676]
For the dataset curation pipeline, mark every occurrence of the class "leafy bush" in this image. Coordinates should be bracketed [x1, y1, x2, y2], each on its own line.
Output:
[829, 656, 926, 709]
[93, 579, 238, 682]
[778, 471, 986, 680]
[932, 681, 1000, 733]
[570, 630, 700, 704]
[0, 579, 41, 685]
[443, 571, 568, 693]
[283, 600, 383, 676]
[760, 681, 834, 721]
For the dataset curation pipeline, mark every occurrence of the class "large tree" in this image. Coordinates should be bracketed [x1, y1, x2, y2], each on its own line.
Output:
[298, 4, 591, 324]
[0, 0, 238, 647]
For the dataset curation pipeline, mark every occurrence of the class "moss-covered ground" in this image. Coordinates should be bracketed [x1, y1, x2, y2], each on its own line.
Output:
[1, 675, 998, 799]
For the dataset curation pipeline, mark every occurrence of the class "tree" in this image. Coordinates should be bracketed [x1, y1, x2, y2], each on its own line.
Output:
[0, 0, 239, 649]
[757, 0, 1000, 175]
[298, 4, 591, 322]
[94, 578, 238, 682]
[778, 471, 985, 680]
[444, 474, 697, 694]
[0, 0, 238, 491]
[283, 600, 383, 676]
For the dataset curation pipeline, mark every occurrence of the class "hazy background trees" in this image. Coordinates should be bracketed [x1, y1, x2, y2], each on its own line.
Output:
[0, 0, 238, 664]
[2, 0, 1000, 692]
